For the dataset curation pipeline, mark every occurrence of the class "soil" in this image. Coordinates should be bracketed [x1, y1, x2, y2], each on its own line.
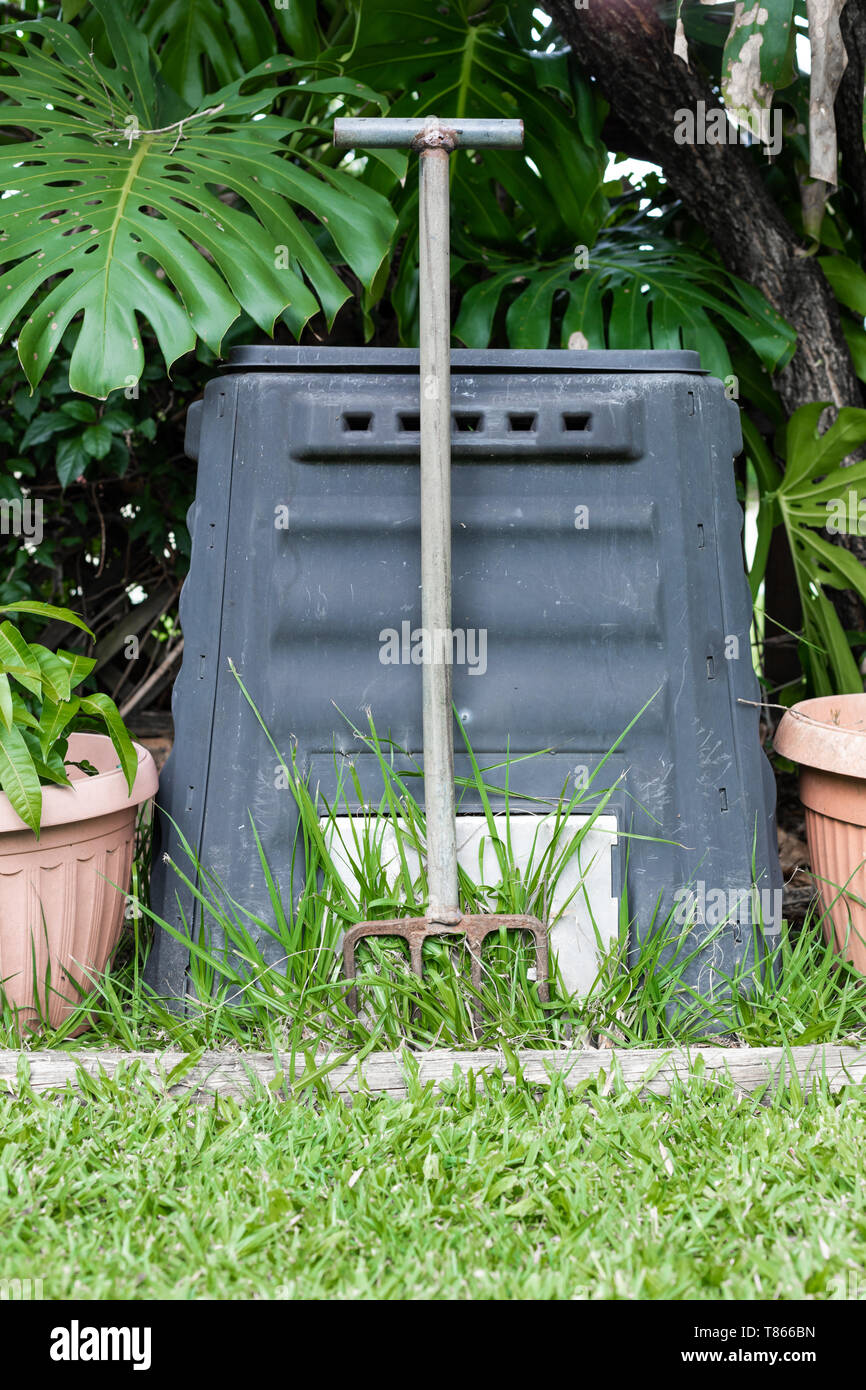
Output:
[774, 766, 816, 927]
[128, 712, 173, 775]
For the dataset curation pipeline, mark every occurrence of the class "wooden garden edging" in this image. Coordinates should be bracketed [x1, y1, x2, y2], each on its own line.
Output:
[1, 1045, 866, 1102]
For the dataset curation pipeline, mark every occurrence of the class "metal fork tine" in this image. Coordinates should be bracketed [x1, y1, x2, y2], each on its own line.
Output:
[342, 913, 548, 1020]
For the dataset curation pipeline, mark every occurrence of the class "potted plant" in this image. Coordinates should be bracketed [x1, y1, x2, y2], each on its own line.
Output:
[0, 601, 158, 1031]
[774, 694, 866, 974]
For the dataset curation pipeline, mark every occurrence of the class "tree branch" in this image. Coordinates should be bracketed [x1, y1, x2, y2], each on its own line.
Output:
[546, 0, 862, 418]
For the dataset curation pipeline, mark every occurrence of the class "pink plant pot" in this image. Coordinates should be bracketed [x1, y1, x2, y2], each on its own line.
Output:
[0, 732, 158, 1032]
[775, 694, 866, 974]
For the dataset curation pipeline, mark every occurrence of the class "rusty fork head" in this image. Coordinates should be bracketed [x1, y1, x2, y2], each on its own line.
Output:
[341, 912, 549, 1018]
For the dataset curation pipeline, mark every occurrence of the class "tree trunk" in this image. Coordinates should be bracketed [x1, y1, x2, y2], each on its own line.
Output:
[547, 0, 861, 413]
[547, 0, 866, 655]
[837, 0, 866, 242]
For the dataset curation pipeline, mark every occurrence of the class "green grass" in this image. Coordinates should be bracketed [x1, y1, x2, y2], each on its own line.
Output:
[2, 684, 866, 1304]
[0, 1063, 863, 1300]
[3, 680, 866, 1053]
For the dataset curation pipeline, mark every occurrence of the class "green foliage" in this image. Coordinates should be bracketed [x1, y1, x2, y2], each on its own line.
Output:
[0, 600, 136, 833]
[820, 255, 866, 393]
[0, 338, 198, 699]
[454, 201, 796, 377]
[138, 0, 278, 106]
[0, 6, 396, 396]
[0, 0, 863, 705]
[747, 404, 866, 695]
[338, 0, 608, 343]
[341, 0, 607, 252]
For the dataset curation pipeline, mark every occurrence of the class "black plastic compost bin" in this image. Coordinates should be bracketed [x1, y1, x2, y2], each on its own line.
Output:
[147, 345, 781, 1008]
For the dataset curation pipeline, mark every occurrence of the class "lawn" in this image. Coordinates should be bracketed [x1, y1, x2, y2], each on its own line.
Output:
[3, 705, 866, 1304]
[0, 1065, 862, 1300]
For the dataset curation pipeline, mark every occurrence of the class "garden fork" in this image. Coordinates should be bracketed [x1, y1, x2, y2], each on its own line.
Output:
[332, 115, 550, 1016]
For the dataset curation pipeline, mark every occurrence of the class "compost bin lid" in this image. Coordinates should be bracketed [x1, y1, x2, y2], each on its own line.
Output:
[225, 345, 706, 374]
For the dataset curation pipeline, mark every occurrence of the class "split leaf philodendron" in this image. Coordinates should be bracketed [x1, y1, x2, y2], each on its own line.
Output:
[0, 601, 137, 835]
[745, 403, 866, 695]
[0, 4, 397, 398]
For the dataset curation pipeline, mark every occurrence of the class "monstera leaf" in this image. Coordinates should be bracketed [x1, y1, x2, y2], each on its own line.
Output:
[746, 404, 866, 695]
[0, 9, 396, 397]
[138, 0, 278, 106]
[454, 212, 796, 381]
[339, 0, 608, 256]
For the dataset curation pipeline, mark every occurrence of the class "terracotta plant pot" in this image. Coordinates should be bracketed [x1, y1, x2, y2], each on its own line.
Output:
[0, 732, 158, 1031]
[775, 694, 866, 973]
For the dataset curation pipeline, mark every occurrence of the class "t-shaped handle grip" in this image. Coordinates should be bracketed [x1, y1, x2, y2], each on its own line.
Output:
[331, 113, 523, 916]
[333, 116, 523, 151]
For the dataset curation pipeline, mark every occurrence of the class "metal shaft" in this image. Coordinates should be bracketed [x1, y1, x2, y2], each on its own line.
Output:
[333, 115, 523, 917]
[418, 146, 457, 914]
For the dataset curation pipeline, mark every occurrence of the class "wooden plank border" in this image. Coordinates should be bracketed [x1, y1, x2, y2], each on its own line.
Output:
[1, 1046, 866, 1101]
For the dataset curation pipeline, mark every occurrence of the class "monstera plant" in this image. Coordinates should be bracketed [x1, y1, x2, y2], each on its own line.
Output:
[746, 405, 866, 696]
[0, 0, 397, 397]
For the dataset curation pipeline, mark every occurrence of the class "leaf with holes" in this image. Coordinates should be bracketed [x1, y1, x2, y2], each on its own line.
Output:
[0, 19, 396, 397]
[454, 219, 795, 377]
[783, 404, 866, 487]
[341, 0, 608, 257]
[139, 0, 277, 107]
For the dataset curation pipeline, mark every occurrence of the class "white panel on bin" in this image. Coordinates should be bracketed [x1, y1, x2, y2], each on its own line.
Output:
[322, 812, 619, 998]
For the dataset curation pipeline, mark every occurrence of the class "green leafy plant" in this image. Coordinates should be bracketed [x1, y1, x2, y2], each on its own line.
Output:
[0, 3, 396, 396]
[340, 0, 608, 253]
[337, 0, 608, 343]
[746, 404, 866, 695]
[454, 202, 796, 379]
[0, 600, 137, 834]
[820, 254, 866, 385]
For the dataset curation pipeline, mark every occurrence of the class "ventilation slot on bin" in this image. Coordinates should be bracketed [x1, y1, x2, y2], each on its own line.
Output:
[454, 413, 483, 433]
[342, 412, 372, 432]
